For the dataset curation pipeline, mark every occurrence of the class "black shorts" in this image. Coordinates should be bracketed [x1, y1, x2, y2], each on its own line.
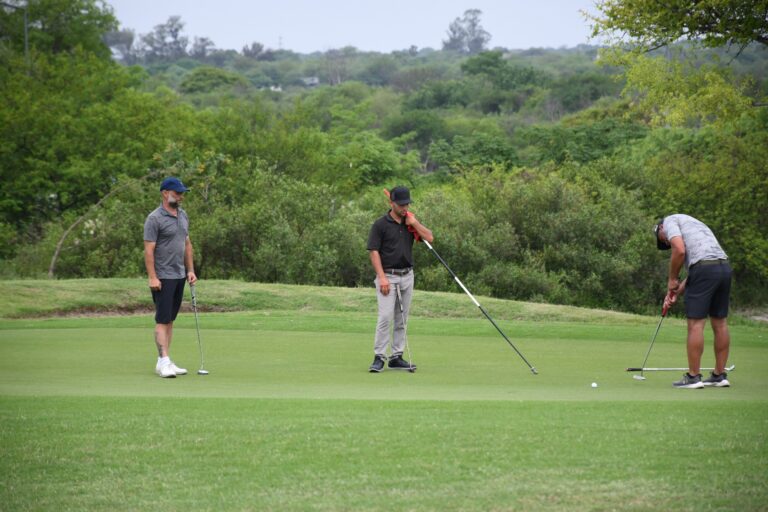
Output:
[685, 262, 732, 319]
[151, 278, 186, 324]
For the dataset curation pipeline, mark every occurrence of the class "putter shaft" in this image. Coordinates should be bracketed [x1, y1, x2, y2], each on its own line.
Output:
[423, 240, 537, 375]
[394, 284, 416, 372]
[190, 284, 207, 374]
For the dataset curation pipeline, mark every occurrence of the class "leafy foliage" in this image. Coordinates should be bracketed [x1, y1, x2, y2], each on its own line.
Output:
[0, 0, 117, 58]
[442, 9, 491, 54]
[179, 66, 246, 93]
[590, 0, 768, 52]
[602, 50, 757, 127]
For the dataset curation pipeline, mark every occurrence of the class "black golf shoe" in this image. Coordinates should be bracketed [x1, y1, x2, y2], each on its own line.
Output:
[672, 373, 704, 389]
[369, 355, 385, 373]
[702, 371, 730, 387]
[388, 355, 417, 371]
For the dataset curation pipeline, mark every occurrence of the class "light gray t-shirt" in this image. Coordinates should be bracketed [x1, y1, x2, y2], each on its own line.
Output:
[143, 206, 190, 279]
[663, 214, 727, 269]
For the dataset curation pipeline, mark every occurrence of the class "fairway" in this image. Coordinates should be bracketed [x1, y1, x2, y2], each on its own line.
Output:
[1, 283, 767, 510]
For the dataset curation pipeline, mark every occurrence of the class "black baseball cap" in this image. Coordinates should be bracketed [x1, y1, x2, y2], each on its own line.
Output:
[654, 218, 670, 250]
[160, 177, 189, 193]
[389, 186, 411, 205]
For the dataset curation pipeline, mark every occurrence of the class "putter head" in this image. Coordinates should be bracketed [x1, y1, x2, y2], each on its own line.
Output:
[633, 375, 646, 381]
[530, 367, 538, 375]
[197, 369, 209, 375]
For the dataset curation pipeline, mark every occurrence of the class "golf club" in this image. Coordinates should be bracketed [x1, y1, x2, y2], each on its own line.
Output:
[189, 284, 209, 375]
[394, 283, 416, 373]
[423, 239, 538, 375]
[627, 364, 735, 373]
[632, 292, 674, 381]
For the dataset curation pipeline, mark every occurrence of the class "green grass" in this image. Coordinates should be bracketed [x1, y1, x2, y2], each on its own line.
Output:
[0, 278, 679, 324]
[1, 280, 767, 510]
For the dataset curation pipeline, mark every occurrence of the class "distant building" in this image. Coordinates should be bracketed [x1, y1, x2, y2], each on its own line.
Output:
[302, 76, 320, 87]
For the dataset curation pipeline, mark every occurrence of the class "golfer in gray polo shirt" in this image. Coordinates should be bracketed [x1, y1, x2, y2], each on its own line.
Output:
[143, 177, 198, 378]
[654, 214, 732, 389]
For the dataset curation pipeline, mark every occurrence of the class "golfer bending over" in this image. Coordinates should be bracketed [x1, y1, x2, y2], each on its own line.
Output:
[367, 186, 433, 372]
[654, 214, 732, 389]
[143, 177, 197, 378]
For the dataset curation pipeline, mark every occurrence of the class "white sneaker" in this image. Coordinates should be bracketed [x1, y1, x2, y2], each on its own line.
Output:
[169, 362, 187, 375]
[155, 362, 176, 378]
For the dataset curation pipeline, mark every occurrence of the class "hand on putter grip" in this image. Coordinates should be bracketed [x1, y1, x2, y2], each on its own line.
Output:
[662, 290, 677, 316]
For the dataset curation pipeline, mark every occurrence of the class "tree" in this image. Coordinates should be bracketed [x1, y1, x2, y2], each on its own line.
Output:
[190, 36, 215, 59]
[464, 9, 491, 54]
[325, 47, 356, 85]
[179, 66, 245, 93]
[441, 9, 491, 54]
[0, 47, 203, 238]
[442, 18, 467, 52]
[429, 132, 519, 172]
[0, 0, 117, 58]
[104, 28, 138, 63]
[589, 0, 768, 52]
[139, 15, 188, 61]
[591, 1, 767, 126]
[241, 41, 264, 58]
[381, 110, 448, 157]
[623, 52, 754, 126]
[358, 55, 399, 86]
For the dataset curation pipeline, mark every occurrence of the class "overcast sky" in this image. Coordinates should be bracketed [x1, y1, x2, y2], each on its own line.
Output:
[108, 0, 602, 54]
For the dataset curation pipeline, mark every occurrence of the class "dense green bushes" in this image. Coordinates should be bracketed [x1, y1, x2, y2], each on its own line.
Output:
[4, 153, 666, 312]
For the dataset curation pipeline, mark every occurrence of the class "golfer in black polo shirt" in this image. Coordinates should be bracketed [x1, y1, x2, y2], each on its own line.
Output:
[366, 186, 434, 372]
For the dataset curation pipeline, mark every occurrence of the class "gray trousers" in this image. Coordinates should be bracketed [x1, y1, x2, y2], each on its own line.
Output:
[373, 271, 414, 358]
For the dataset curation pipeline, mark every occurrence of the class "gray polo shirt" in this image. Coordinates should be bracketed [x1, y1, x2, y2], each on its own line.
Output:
[144, 205, 190, 279]
[663, 214, 727, 269]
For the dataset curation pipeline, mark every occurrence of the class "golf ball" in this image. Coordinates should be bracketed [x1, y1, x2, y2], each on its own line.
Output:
[591, 382, 598, 388]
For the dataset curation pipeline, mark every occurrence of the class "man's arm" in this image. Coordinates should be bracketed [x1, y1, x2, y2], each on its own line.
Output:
[668, 236, 685, 292]
[144, 241, 161, 291]
[405, 214, 434, 243]
[369, 250, 390, 296]
[185, 236, 197, 285]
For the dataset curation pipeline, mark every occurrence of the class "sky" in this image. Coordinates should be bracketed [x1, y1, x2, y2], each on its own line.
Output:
[107, 0, 602, 54]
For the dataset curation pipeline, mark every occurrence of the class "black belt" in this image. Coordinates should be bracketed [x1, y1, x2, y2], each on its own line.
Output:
[384, 267, 412, 275]
[691, 259, 728, 268]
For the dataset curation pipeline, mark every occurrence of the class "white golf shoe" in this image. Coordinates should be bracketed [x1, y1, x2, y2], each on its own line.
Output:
[169, 362, 187, 375]
[155, 362, 177, 378]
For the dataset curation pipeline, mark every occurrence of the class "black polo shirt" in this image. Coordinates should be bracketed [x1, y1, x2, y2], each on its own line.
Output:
[367, 211, 415, 269]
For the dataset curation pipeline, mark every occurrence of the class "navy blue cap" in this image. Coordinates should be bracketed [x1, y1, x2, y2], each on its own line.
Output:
[390, 186, 411, 205]
[654, 218, 670, 250]
[160, 177, 189, 193]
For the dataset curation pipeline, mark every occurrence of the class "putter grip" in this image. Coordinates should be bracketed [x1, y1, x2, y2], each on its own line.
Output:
[662, 291, 676, 316]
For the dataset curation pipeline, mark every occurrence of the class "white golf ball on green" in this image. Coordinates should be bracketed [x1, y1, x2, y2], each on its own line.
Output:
[591, 382, 598, 388]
